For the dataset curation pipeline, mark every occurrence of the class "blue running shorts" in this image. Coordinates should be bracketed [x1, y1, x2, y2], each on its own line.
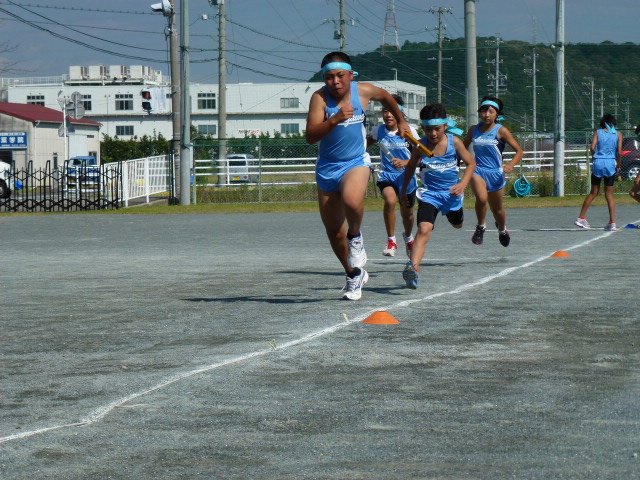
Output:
[475, 166, 506, 192]
[316, 153, 371, 193]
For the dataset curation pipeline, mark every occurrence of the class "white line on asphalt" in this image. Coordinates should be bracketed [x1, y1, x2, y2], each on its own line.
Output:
[0, 228, 621, 444]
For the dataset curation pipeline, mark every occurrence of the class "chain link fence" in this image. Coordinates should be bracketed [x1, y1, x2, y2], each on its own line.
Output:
[191, 130, 637, 204]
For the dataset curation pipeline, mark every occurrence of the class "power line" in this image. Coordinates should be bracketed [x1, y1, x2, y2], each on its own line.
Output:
[0, 6, 165, 62]
[0, 1, 153, 15]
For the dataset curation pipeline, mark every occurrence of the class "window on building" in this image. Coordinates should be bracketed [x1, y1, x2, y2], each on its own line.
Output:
[115, 125, 134, 136]
[115, 93, 133, 111]
[26, 95, 45, 106]
[280, 123, 300, 135]
[82, 95, 92, 111]
[197, 93, 216, 110]
[197, 124, 217, 136]
[280, 97, 300, 109]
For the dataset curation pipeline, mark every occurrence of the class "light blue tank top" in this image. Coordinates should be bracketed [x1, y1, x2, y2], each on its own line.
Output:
[376, 124, 412, 171]
[318, 81, 367, 163]
[592, 128, 618, 177]
[471, 123, 505, 170]
[418, 133, 459, 191]
[593, 128, 618, 160]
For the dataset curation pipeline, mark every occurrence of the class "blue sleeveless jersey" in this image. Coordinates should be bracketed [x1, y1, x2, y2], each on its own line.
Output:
[471, 123, 505, 170]
[374, 124, 418, 187]
[592, 128, 618, 177]
[318, 81, 367, 163]
[417, 133, 459, 195]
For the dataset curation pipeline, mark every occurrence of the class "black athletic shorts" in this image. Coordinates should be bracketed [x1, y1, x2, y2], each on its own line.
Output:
[416, 200, 464, 227]
[591, 173, 616, 187]
[377, 181, 416, 208]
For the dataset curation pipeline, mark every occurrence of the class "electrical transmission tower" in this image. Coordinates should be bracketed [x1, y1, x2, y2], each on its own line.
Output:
[382, 0, 400, 55]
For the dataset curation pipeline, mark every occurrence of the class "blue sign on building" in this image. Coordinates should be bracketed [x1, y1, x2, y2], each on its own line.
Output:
[0, 131, 28, 149]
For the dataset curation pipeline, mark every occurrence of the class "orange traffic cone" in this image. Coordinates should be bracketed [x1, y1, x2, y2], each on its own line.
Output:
[363, 310, 400, 325]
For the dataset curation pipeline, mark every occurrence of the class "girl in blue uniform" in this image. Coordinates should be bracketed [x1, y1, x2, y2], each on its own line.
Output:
[400, 103, 476, 289]
[367, 94, 419, 258]
[463, 96, 524, 247]
[575, 113, 623, 230]
[306, 51, 410, 300]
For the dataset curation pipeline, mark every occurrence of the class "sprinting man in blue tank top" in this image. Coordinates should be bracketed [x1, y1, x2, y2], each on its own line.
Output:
[575, 113, 623, 230]
[367, 94, 420, 259]
[306, 51, 409, 300]
[399, 103, 476, 289]
[463, 96, 524, 247]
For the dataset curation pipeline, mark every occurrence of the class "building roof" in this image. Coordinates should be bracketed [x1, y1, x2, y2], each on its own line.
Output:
[0, 102, 100, 126]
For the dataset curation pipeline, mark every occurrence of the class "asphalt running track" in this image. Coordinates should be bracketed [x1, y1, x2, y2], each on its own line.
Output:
[1, 205, 639, 479]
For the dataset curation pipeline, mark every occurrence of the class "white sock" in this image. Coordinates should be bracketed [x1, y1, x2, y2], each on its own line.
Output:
[388, 236, 396, 243]
[403, 233, 414, 243]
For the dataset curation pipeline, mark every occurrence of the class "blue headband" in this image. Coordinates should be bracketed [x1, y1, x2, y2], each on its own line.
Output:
[322, 62, 359, 77]
[421, 118, 448, 126]
[421, 118, 464, 136]
[605, 122, 617, 134]
[479, 100, 500, 111]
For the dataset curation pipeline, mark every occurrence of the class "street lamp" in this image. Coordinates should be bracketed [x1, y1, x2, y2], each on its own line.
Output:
[391, 68, 398, 93]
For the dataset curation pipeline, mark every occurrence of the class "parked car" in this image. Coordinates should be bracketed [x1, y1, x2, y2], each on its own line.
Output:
[220, 154, 257, 184]
[620, 138, 640, 181]
[65, 156, 100, 187]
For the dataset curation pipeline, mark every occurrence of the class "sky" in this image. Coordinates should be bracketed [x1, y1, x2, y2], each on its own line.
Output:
[0, 0, 638, 85]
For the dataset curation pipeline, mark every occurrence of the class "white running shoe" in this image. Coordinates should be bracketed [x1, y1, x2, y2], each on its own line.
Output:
[382, 239, 398, 257]
[348, 235, 367, 268]
[605, 222, 617, 231]
[574, 218, 590, 229]
[342, 268, 369, 300]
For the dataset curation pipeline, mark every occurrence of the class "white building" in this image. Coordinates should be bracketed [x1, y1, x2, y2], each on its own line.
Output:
[1, 64, 427, 141]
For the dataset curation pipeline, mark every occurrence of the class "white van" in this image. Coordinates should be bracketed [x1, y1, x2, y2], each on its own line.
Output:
[222, 154, 257, 184]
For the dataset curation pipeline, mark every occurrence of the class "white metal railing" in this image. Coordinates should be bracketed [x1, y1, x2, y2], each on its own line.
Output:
[122, 154, 173, 206]
[193, 148, 591, 187]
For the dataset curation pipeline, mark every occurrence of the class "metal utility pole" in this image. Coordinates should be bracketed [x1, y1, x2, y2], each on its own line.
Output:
[553, 0, 565, 197]
[464, 0, 478, 128]
[166, 2, 181, 201]
[180, 0, 192, 205]
[428, 7, 452, 103]
[151, 0, 180, 201]
[525, 37, 542, 159]
[582, 77, 595, 130]
[485, 35, 506, 96]
[622, 99, 631, 129]
[610, 91, 619, 118]
[339, 0, 347, 51]
[596, 86, 605, 117]
[215, 0, 227, 167]
[391, 67, 398, 93]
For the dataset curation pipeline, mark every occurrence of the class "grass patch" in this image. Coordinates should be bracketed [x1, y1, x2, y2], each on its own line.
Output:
[2, 190, 638, 217]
